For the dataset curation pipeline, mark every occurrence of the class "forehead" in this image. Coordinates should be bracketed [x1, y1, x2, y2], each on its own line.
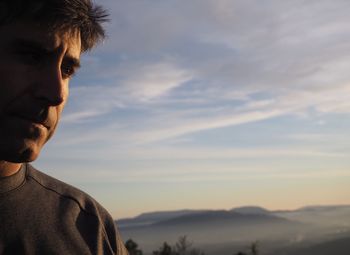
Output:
[0, 21, 81, 59]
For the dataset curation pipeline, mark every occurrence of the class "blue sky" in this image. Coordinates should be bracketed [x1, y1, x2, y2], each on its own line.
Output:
[36, 0, 350, 219]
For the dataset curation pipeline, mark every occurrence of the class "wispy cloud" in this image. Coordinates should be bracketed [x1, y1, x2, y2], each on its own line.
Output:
[116, 62, 193, 101]
[64, 0, 350, 128]
[61, 81, 350, 145]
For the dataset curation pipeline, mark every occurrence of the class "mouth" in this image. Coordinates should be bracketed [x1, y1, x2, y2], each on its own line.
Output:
[13, 115, 49, 129]
[6, 102, 57, 131]
[11, 110, 52, 130]
[24, 116, 50, 129]
[27, 118, 49, 129]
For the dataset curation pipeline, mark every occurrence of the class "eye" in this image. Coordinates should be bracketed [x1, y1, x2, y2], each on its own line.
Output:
[61, 63, 76, 79]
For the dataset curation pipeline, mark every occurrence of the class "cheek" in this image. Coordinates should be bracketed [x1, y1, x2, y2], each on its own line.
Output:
[0, 64, 30, 112]
[46, 104, 65, 141]
[0, 69, 14, 109]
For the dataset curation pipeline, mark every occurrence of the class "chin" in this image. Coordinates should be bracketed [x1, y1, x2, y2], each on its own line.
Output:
[19, 140, 45, 162]
[4, 149, 40, 163]
[1, 140, 43, 163]
[19, 148, 41, 162]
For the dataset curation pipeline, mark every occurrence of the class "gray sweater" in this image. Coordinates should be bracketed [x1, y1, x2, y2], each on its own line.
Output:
[0, 164, 128, 255]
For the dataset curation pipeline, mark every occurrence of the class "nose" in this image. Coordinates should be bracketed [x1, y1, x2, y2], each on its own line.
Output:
[33, 64, 68, 106]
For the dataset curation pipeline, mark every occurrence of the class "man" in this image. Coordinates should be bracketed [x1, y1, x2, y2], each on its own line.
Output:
[0, 0, 128, 254]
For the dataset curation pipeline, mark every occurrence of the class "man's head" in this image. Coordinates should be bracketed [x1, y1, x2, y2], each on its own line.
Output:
[0, 0, 108, 164]
[0, 0, 108, 52]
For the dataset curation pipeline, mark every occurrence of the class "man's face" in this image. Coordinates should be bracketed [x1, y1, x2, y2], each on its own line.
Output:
[0, 22, 81, 163]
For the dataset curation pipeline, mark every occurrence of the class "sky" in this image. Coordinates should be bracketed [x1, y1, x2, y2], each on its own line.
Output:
[36, 0, 350, 219]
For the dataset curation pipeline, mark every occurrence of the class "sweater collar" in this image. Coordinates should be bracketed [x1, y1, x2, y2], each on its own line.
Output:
[0, 164, 26, 194]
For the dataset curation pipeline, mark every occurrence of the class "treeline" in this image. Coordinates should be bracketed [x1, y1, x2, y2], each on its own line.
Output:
[125, 235, 204, 255]
[125, 236, 260, 255]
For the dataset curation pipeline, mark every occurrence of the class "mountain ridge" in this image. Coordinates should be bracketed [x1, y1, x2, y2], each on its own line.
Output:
[117, 204, 350, 224]
[117, 204, 350, 255]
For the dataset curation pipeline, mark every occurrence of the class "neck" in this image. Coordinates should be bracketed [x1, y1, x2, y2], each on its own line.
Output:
[0, 161, 22, 177]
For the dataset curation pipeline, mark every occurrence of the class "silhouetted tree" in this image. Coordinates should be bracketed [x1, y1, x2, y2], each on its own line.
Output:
[250, 241, 259, 255]
[234, 241, 259, 255]
[125, 239, 143, 255]
[153, 242, 173, 255]
[175, 235, 192, 255]
[153, 236, 205, 255]
[173, 235, 205, 255]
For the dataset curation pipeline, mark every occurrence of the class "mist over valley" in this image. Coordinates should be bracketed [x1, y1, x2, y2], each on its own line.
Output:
[118, 205, 350, 255]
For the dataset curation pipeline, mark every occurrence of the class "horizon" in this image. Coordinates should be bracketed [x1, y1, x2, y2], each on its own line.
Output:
[34, 0, 350, 219]
[118, 203, 350, 220]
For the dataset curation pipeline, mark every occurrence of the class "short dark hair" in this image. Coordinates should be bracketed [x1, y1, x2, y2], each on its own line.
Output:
[0, 0, 109, 51]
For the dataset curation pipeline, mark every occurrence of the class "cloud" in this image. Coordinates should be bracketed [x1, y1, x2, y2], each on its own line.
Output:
[116, 62, 193, 101]
[59, 0, 350, 144]
[60, 82, 350, 146]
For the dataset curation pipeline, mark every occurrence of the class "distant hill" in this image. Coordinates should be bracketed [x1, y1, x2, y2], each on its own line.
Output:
[118, 206, 273, 228]
[117, 204, 350, 230]
[298, 204, 350, 212]
[231, 206, 271, 215]
[153, 210, 285, 227]
[118, 209, 206, 228]
[117, 205, 350, 254]
[274, 204, 350, 228]
[118, 208, 306, 253]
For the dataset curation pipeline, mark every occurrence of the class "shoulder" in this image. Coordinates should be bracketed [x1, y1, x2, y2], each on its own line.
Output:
[26, 163, 106, 216]
[25, 164, 127, 254]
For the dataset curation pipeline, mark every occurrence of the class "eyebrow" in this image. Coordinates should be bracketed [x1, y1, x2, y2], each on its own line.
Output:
[10, 38, 81, 69]
[64, 55, 81, 70]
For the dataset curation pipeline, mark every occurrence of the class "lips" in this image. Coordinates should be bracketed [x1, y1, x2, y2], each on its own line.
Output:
[8, 106, 56, 130]
[4, 95, 60, 132]
[15, 113, 50, 129]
